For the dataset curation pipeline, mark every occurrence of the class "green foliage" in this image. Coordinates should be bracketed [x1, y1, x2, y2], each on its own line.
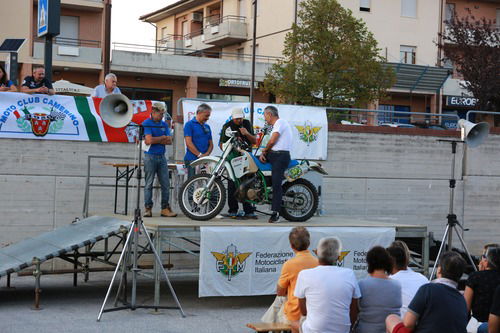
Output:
[263, 0, 394, 107]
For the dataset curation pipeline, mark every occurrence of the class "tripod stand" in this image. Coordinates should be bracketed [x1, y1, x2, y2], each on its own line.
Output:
[429, 140, 477, 279]
[97, 125, 185, 321]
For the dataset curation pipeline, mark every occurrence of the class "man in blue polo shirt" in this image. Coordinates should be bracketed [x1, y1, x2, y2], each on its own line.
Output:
[183, 103, 213, 178]
[143, 102, 177, 218]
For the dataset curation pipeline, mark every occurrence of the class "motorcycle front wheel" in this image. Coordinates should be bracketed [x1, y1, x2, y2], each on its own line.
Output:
[179, 174, 226, 221]
[281, 178, 319, 222]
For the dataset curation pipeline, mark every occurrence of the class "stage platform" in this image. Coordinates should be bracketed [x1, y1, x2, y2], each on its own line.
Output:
[98, 213, 429, 305]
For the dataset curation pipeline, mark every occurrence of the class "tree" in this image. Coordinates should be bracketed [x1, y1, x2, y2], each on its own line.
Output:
[438, 11, 500, 111]
[263, 0, 394, 107]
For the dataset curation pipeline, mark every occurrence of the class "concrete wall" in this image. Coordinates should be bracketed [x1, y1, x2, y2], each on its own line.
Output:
[1, 129, 499, 256]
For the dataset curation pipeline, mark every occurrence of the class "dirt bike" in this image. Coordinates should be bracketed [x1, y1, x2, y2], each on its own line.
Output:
[178, 129, 328, 221]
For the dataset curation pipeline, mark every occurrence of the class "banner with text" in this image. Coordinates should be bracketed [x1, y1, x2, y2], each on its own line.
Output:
[0, 92, 159, 142]
[182, 100, 328, 160]
[199, 226, 395, 297]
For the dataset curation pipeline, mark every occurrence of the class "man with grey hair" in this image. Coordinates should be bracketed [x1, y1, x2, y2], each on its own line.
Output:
[92, 73, 121, 98]
[183, 103, 213, 178]
[259, 105, 293, 223]
[294, 237, 361, 333]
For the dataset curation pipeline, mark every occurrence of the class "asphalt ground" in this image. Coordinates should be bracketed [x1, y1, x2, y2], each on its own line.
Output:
[0, 272, 274, 333]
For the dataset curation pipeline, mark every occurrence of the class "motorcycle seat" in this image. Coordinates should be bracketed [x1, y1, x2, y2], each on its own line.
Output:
[252, 155, 299, 172]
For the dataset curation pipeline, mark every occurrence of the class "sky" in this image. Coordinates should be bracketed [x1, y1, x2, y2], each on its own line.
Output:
[111, 0, 176, 46]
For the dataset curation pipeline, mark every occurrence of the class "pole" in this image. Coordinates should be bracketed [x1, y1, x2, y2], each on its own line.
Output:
[44, 35, 53, 82]
[249, 0, 257, 125]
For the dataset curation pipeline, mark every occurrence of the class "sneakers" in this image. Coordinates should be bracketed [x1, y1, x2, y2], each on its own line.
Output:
[239, 212, 258, 220]
[161, 206, 177, 217]
[143, 207, 152, 218]
[268, 212, 281, 223]
[221, 212, 238, 218]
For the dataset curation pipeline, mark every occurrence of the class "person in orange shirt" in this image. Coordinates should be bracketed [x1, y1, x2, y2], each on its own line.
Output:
[277, 227, 319, 333]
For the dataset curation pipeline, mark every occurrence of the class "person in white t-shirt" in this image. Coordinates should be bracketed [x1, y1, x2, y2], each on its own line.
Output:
[259, 105, 293, 223]
[294, 237, 361, 333]
[387, 242, 428, 317]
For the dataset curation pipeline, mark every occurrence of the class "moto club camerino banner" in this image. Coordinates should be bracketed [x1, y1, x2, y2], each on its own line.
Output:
[199, 226, 395, 297]
[182, 99, 328, 160]
[0, 92, 157, 142]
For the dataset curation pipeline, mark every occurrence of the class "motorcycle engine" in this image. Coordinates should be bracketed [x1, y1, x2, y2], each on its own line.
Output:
[236, 175, 263, 202]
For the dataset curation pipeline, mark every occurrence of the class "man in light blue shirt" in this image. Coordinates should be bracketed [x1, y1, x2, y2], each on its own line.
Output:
[142, 102, 176, 218]
[92, 73, 121, 98]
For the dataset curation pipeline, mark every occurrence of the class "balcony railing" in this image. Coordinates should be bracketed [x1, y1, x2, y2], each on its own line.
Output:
[204, 14, 245, 27]
[112, 42, 282, 64]
[33, 35, 101, 48]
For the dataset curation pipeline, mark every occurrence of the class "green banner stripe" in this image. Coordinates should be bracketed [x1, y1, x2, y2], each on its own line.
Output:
[74, 96, 102, 142]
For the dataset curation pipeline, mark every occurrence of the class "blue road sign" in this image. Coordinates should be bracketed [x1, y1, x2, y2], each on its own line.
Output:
[38, 0, 48, 37]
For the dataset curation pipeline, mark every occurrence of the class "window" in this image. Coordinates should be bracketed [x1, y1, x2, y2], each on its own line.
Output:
[360, 0, 370, 12]
[59, 16, 79, 44]
[161, 27, 168, 40]
[401, 0, 417, 18]
[445, 3, 455, 22]
[198, 93, 250, 102]
[182, 20, 189, 38]
[237, 48, 244, 60]
[400, 45, 416, 64]
[238, 0, 246, 18]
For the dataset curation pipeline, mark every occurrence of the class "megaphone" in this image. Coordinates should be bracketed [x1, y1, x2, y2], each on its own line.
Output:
[457, 119, 489, 148]
[99, 94, 133, 128]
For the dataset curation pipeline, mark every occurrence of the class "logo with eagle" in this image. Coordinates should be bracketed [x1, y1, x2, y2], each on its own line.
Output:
[14, 106, 66, 137]
[211, 244, 252, 281]
[295, 121, 321, 145]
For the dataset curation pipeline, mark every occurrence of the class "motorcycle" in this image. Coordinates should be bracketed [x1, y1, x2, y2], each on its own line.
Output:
[178, 128, 328, 221]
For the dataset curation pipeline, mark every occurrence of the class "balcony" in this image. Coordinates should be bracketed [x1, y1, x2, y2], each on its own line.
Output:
[110, 42, 279, 81]
[159, 31, 213, 55]
[33, 37, 102, 65]
[203, 15, 247, 46]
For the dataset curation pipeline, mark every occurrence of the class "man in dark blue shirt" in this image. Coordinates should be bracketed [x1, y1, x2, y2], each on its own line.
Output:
[183, 103, 213, 178]
[20, 65, 55, 95]
[143, 103, 176, 217]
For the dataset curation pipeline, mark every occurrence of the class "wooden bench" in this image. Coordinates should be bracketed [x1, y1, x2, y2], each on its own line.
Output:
[246, 322, 291, 333]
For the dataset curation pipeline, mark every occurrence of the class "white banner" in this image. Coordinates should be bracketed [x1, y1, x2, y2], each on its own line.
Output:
[182, 100, 328, 160]
[199, 226, 395, 297]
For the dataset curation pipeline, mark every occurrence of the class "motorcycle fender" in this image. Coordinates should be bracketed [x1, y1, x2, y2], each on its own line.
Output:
[307, 161, 328, 175]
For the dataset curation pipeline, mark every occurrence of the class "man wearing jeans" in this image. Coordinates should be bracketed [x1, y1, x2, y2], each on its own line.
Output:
[183, 103, 213, 178]
[142, 103, 177, 217]
[259, 105, 292, 223]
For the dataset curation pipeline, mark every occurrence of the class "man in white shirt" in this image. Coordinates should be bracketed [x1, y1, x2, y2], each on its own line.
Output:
[387, 243, 428, 317]
[294, 237, 361, 333]
[92, 73, 121, 98]
[259, 105, 293, 223]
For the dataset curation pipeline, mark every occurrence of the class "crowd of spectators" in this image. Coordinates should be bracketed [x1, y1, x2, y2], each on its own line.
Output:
[272, 227, 500, 333]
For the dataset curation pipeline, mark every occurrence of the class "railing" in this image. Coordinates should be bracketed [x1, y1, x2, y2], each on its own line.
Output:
[33, 35, 101, 48]
[327, 107, 460, 129]
[204, 14, 246, 27]
[112, 42, 282, 63]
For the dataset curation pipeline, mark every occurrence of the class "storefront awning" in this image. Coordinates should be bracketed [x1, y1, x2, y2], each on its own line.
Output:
[387, 62, 451, 93]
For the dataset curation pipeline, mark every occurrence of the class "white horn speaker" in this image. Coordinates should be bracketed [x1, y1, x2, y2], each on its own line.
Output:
[99, 94, 133, 128]
[457, 119, 489, 148]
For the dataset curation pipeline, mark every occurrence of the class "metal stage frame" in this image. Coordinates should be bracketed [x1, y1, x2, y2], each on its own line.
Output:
[1, 214, 429, 310]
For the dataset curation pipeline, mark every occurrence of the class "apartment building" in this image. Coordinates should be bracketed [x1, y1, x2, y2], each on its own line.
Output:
[141, 0, 456, 125]
[0, 0, 110, 89]
[441, 0, 500, 123]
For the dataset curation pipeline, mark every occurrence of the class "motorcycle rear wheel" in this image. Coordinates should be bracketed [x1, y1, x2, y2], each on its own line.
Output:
[179, 174, 226, 221]
[280, 178, 319, 222]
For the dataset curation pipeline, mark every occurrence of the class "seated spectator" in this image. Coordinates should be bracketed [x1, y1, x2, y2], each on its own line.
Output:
[20, 65, 54, 95]
[92, 73, 121, 98]
[385, 251, 468, 333]
[465, 247, 500, 331]
[356, 246, 402, 333]
[277, 227, 318, 333]
[295, 237, 361, 333]
[487, 285, 500, 333]
[479, 243, 499, 271]
[387, 243, 428, 317]
[0, 65, 17, 92]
